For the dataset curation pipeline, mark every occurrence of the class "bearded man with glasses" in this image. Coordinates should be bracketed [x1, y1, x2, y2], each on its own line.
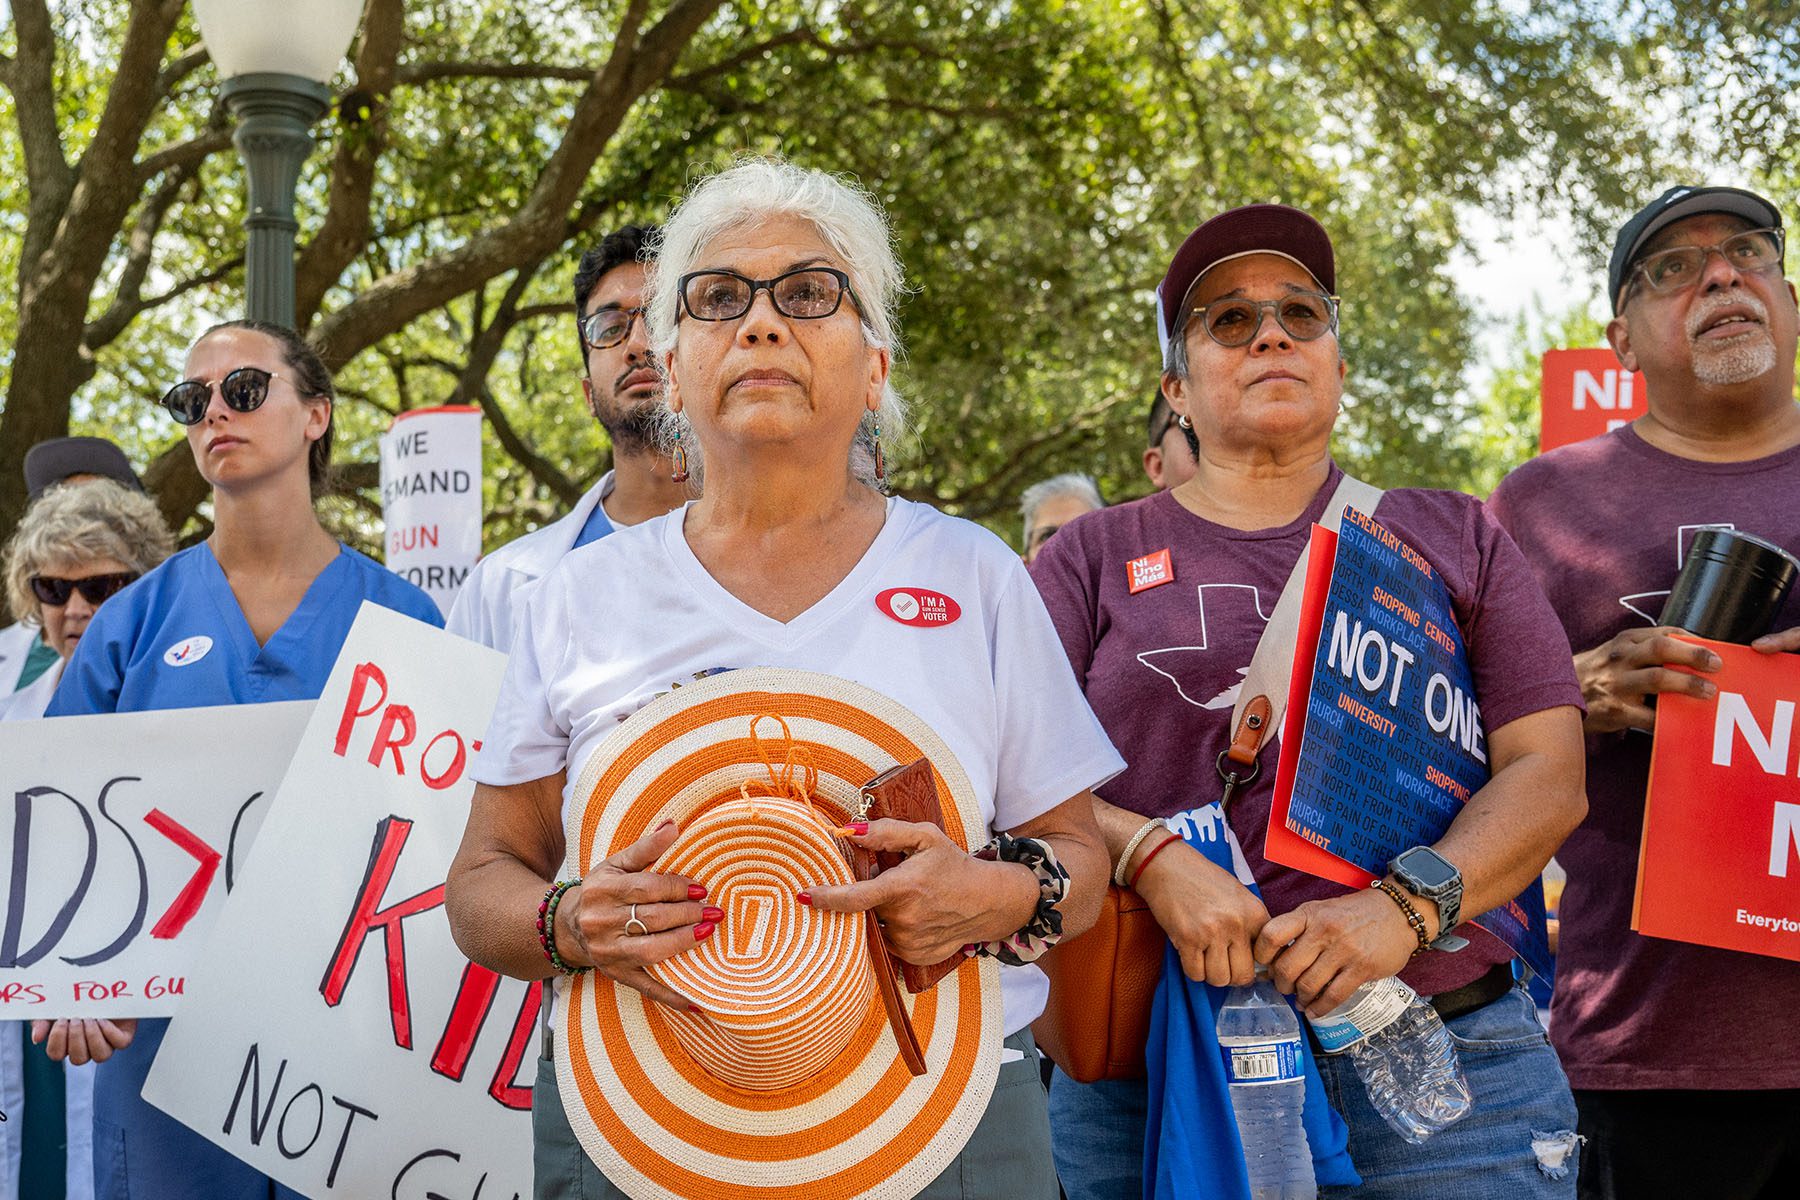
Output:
[447, 225, 691, 651]
[1490, 186, 1800, 1199]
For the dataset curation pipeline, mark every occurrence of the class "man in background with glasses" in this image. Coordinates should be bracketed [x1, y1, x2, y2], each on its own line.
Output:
[1490, 185, 1800, 1198]
[448, 225, 689, 651]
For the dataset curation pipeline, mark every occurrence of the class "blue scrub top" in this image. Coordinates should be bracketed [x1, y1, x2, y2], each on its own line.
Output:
[570, 498, 615, 550]
[47, 541, 443, 718]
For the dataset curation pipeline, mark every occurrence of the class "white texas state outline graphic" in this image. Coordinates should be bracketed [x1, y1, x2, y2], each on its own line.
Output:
[1617, 522, 1736, 624]
[1136, 582, 1269, 710]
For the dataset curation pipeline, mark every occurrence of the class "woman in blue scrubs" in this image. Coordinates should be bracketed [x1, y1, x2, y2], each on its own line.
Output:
[36, 320, 443, 1200]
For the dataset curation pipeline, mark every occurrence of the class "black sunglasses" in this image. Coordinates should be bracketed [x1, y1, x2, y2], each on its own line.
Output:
[160, 366, 289, 426]
[30, 572, 139, 607]
[581, 305, 645, 350]
[678, 267, 858, 323]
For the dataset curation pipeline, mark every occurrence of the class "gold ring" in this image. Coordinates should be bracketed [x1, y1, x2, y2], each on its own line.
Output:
[624, 903, 650, 937]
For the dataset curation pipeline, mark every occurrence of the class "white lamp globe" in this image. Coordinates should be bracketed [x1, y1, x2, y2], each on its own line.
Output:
[192, 0, 363, 84]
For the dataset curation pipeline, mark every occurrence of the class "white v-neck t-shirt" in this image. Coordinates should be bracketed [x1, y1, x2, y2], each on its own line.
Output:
[474, 497, 1124, 1032]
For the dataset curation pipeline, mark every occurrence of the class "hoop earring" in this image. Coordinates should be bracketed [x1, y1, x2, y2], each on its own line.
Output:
[871, 419, 885, 482]
[1177, 414, 1192, 430]
[671, 426, 690, 483]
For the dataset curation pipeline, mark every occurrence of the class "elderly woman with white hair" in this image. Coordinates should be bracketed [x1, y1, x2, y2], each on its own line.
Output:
[0, 478, 172, 1200]
[448, 159, 1120, 1199]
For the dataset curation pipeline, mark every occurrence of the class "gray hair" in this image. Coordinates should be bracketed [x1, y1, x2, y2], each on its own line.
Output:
[1020, 473, 1104, 543]
[644, 157, 910, 487]
[3, 479, 175, 626]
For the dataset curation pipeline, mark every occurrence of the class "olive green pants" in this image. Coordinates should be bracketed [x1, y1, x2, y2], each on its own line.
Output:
[532, 1029, 1058, 1199]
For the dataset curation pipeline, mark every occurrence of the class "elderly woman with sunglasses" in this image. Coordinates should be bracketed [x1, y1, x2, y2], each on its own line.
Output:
[448, 158, 1119, 1199]
[36, 320, 441, 1200]
[1029, 206, 1590, 1198]
[0, 478, 171, 1200]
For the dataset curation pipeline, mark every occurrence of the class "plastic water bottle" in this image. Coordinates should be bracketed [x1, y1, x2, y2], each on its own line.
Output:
[1308, 976, 1472, 1143]
[1217, 976, 1317, 1199]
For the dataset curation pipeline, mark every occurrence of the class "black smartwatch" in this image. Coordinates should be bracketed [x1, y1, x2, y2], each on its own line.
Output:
[1389, 846, 1465, 947]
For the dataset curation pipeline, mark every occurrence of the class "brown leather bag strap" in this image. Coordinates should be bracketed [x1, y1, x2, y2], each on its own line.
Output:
[1222, 473, 1383, 803]
[865, 912, 927, 1075]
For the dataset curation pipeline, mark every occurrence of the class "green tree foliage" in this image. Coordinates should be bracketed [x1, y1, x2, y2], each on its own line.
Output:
[0, 0, 1758, 552]
[1465, 305, 1610, 497]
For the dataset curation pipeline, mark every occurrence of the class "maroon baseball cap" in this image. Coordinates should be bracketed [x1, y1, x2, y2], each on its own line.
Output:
[1157, 204, 1337, 342]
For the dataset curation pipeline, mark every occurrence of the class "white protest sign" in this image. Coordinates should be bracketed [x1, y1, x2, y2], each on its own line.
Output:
[0, 701, 311, 1017]
[145, 603, 532, 1200]
[380, 404, 483, 615]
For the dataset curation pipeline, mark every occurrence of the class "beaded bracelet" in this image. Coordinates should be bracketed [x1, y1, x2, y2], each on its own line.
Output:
[1371, 878, 1431, 957]
[537, 880, 591, 975]
[971, 834, 1070, 966]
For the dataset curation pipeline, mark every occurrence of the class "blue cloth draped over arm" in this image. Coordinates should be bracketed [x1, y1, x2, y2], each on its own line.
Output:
[1141, 802, 1360, 1200]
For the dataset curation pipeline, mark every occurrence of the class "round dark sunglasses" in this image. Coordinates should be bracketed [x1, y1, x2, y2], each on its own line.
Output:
[29, 571, 139, 607]
[160, 366, 289, 426]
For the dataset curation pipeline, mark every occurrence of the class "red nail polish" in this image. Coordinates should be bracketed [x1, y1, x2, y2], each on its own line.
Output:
[796, 892, 813, 906]
[688, 884, 707, 900]
[701, 906, 724, 922]
[846, 820, 869, 836]
[687, 1004, 703, 1015]
[694, 921, 716, 940]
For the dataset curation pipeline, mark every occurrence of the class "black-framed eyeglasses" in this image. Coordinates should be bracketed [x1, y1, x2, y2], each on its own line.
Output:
[1187, 291, 1340, 348]
[580, 305, 645, 350]
[1627, 227, 1785, 303]
[29, 572, 139, 607]
[678, 267, 858, 323]
[159, 366, 289, 426]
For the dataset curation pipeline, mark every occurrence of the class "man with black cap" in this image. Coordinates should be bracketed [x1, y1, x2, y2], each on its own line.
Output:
[1490, 186, 1800, 1198]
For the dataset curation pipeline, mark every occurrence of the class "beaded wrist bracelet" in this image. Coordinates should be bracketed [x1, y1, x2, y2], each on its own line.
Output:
[1371, 878, 1432, 958]
[538, 879, 591, 975]
[970, 834, 1070, 966]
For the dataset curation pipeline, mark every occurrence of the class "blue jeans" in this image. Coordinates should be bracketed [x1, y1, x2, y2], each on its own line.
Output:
[91, 1018, 307, 1200]
[1048, 986, 1580, 1200]
[1316, 985, 1579, 1199]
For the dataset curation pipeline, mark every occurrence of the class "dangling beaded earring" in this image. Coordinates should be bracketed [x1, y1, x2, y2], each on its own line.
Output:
[871, 419, 886, 482]
[671, 424, 690, 483]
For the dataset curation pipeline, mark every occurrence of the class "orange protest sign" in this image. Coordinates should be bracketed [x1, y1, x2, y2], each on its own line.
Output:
[1539, 348, 1647, 454]
[1636, 637, 1800, 961]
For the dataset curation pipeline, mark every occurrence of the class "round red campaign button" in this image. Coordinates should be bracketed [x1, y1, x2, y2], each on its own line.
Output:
[876, 587, 962, 627]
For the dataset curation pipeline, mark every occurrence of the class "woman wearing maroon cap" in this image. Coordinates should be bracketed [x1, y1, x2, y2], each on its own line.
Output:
[1030, 205, 1588, 1197]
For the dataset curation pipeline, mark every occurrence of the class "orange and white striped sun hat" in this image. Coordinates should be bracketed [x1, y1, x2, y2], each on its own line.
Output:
[559, 667, 1003, 1200]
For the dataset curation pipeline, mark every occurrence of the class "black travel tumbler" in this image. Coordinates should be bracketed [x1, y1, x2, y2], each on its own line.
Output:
[1659, 529, 1800, 644]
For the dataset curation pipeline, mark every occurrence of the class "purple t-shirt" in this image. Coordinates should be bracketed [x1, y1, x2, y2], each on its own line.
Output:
[1490, 424, 1800, 1090]
[1031, 464, 1582, 996]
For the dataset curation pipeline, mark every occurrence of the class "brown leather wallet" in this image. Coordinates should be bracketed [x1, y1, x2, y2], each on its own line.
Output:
[850, 759, 964, 994]
[842, 758, 966, 1077]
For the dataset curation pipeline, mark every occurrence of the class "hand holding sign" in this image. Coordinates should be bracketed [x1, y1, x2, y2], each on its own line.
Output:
[33, 1015, 134, 1065]
[1576, 626, 1720, 734]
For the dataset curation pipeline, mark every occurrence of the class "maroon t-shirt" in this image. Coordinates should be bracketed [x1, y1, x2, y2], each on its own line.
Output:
[1490, 424, 1800, 1090]
[1031, 464, 1582, 996]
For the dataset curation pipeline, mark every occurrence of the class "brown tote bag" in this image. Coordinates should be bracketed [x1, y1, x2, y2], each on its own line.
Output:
[1031, 475, 1383, 1083]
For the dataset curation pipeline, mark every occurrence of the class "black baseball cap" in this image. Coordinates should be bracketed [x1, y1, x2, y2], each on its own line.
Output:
[1608, 185, 1784, 312]
[24, 436, 144, 501]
